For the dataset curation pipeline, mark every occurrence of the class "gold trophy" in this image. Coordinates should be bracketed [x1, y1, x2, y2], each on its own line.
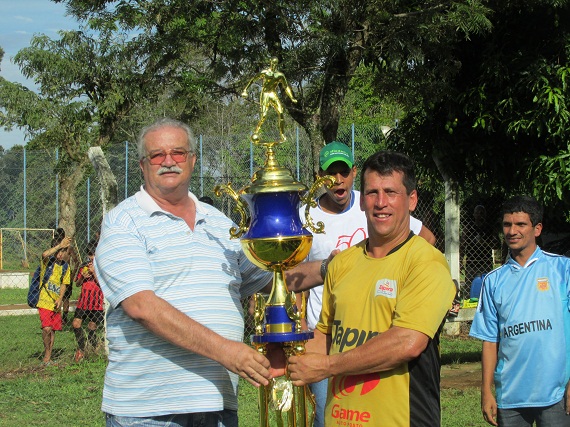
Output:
[215, 58, 333, 426]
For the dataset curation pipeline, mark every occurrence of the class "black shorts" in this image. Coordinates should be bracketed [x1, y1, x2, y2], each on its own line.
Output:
[63, 285, 73, 300]
[73, 309, 104, 324]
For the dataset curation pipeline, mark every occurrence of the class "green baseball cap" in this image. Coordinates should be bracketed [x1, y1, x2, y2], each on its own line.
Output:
[319, 141, 354, 170]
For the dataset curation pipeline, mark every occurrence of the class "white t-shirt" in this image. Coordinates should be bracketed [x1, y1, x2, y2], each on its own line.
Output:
[300, 190, 424, 329]
[410, 215, 422, 235]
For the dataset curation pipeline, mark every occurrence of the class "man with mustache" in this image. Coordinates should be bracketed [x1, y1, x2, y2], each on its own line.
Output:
[95, 118, 327, 426]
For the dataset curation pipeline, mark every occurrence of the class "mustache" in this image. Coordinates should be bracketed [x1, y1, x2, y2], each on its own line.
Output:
[157, 165, 183, 175]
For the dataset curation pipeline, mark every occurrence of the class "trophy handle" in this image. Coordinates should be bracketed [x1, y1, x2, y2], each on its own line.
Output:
[253, 293, 266, 335]
[285, 290, 302, 333]
[300, 175, 336, 234]
[214, 183, 249, 238]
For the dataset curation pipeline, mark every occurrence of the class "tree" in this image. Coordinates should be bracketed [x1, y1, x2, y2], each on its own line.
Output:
[56, 0, 492, 174]
[387, 1, 570, 217]
[0, 24, 208, 234]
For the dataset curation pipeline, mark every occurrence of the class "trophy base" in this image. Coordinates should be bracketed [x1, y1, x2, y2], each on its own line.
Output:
[252, 336, 316, 427]
[251, 330, 314, 344]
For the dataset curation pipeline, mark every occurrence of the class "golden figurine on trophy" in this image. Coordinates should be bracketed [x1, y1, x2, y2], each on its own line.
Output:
[241, 57, 298, 144]
[215, 57, 334, 426]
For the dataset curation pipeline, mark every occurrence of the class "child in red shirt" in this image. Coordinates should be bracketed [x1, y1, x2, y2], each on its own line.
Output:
[72, 241, 104, 362]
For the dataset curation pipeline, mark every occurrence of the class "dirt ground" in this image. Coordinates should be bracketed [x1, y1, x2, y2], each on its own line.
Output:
[441, 361, 481, 390]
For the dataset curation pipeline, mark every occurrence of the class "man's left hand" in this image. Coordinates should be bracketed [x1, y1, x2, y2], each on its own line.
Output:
[287, 352, 330, 386]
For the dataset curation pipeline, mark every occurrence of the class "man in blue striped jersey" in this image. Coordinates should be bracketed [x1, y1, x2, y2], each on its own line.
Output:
[95, 118, 323, 427]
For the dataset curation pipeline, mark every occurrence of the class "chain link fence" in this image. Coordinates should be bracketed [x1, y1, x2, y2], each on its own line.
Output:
[458, 201, 504, 300]
[0, 124, 505, 339]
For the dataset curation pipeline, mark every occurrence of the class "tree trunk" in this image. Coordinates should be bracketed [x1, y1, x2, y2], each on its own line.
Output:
[88, 147, 118, 214]
[305, 120, 326, 178]
[58, 163, 87, 239]
[286, 43, 362, 178]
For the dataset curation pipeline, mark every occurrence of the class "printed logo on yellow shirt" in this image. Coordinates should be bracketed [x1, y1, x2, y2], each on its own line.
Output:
[329, 373, 381, 424]
[331, 373, 381, 399]
[375, 279, 397, 298]
[537, 277, 549, 291]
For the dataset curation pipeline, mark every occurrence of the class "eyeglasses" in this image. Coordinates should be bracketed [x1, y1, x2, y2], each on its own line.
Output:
[143, 149, 192, 165]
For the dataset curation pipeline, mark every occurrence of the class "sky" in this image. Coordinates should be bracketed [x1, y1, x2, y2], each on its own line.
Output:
[0, 0, 79, 149]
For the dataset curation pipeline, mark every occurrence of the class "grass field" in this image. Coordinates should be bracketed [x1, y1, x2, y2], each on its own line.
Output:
[0, 305, 487, 426]
[0, 287, 31, 305]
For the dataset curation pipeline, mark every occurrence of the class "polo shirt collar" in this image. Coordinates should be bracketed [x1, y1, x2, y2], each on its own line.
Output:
[135, 186, 207, 217]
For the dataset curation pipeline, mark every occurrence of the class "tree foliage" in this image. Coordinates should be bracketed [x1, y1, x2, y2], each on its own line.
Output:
[3, 0, 570, 229]
[53, 0, 492, 173]
[0, 25, 203, 233]
[387, 1, 570, 216]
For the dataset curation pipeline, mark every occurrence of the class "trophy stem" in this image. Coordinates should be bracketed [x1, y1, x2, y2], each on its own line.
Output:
[252, 340, 315, 427]
[266, 269, 301, 334]
[264, 144, 279, 170]
[284, 343, 315, 427]
[267, 269, 289, 306]
[259, 380, 270, 426]
[293, 384, 312, 427]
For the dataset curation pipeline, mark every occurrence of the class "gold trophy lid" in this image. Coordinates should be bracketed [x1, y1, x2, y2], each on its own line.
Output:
[245, 164, 307, 194]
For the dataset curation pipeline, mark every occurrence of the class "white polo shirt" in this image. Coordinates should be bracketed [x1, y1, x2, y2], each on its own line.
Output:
[95, 187, 271, 416]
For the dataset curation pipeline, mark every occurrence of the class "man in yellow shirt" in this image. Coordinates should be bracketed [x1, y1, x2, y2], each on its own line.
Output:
[288, 151, 455, 426]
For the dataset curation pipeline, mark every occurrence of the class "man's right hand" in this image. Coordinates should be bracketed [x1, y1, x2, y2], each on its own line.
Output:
[219, 341, 271, 388]
[288, 352, 330, 387]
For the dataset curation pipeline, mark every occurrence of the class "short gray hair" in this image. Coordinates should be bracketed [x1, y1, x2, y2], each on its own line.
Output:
[137, 118, 197, 159]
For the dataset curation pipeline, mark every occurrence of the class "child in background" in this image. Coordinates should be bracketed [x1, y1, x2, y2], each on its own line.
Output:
[72, 241, 104, 362]
[37, 235, 72, 365]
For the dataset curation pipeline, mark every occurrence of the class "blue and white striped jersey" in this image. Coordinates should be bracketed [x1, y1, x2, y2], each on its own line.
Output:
[95, 187, 271, 416]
